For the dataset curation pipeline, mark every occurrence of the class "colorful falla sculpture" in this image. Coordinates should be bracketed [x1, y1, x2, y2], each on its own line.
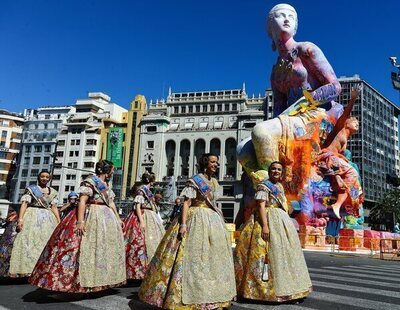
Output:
[237, 3, 363, 231]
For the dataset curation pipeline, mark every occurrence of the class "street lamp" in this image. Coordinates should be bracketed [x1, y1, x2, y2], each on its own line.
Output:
[389, 56, 400, 91]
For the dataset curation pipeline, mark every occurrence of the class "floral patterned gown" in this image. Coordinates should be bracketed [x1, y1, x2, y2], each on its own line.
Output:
[139, 174, 236, 309]
[123, 185, 165, 280]
[234, 181, 312, 302]
[29, 176, 126, 292]
[0, 212, 18, 277]
[8, 187, 59, 277]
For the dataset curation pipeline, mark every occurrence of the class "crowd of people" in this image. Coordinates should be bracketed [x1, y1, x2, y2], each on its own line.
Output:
[0, 3, 318, 308]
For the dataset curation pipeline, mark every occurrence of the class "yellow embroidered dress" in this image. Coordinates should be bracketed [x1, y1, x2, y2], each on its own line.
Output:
[9, 186, 58, 277]
[139, 174, 236, 309]
[234, 181, 312, 302]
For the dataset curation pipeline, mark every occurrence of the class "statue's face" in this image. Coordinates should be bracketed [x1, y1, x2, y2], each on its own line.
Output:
[270, 8, 297, 39]
[346, 118, 359, 131]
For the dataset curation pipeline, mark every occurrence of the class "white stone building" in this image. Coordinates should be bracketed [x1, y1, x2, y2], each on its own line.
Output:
[11, 106, 74, 203]
[52, 92, 127, 204]
[136, 87, 271, 222]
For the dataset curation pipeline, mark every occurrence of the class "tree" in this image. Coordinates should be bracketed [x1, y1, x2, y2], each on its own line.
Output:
[369, 188, 400, 231]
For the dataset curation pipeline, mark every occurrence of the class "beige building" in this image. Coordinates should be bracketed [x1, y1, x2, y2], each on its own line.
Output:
[0, 109, 24, 218]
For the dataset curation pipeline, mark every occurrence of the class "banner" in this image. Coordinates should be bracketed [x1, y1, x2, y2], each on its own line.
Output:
[107, 127, 123, 168]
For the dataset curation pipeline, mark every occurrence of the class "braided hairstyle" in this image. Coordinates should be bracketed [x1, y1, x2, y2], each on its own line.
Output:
[95, 160, 114, 175]
[198, 153, 219, 173]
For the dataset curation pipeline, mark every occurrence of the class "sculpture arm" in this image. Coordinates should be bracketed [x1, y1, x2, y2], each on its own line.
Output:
[303, 42, 342, 104]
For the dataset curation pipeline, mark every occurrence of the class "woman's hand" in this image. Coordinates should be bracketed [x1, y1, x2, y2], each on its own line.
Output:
[262, 225, 270, 241]
[76, 222, 86, 236]
[119, 219, 125, 230]
[140, 222, 146, 234]
[178, 224, 187, 240]
[16, 219, 23, 232]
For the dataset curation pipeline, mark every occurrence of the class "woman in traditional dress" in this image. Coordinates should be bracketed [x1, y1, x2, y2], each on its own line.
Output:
[59, 191, 79, 220]
[124, 172, 165, 280]
[234, 162, 312, 302]
[29, 160, 126, 292]
[8, 170, 60, 277]
[139, 153, 236, 309]
[0, 211, 18, 277]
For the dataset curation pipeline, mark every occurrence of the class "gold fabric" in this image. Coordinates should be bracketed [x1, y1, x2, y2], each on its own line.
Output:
[79, 205, 126, 287]
[182, 203, 236, 305]
[9, 207, 58, 276]
[138, 175, 235, 309]
[234, 183, 312, 301]
[143, 209, 165, 263]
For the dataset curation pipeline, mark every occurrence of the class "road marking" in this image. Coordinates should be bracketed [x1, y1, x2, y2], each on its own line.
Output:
[308, 291, 399, 310]
[312, 280, 400, 299]
[362, 265, 400, 272]
[310, 273, 398, 289]
[309, 267, 400, 283]
[322, 265, 400, 276]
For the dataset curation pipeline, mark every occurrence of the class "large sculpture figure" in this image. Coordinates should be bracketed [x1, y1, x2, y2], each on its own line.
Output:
[237, 3, 363, 226]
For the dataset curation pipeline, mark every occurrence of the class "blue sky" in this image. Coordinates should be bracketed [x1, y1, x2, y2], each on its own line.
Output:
[0, 0, 399, 113]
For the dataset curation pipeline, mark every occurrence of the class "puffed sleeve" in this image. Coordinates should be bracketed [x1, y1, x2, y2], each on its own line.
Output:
[254, 184, 269, 201]
[20, 191, 32, 203]
[181, 185, 197, 199]
[109, 189, 116, 201]
[211, 177, 221, 200]
[78, 185, 93, 197]
[134, 191, 146, 204]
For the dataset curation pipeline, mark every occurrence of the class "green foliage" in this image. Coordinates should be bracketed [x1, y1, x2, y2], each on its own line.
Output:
[370, 188, 400, 225]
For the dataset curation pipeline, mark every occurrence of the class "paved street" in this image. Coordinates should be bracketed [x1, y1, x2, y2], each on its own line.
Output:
[0, 251, 399, 310]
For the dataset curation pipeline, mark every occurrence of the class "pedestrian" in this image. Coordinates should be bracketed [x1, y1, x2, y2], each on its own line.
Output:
[169, 197, 182, 223]
[139, 153, 236, 309]
[8, 170, 60, 277]
[59, 191, 79, 219]
[0, 211, 18, 277]
[29, 160, 126, 292]
[234, 162, 312, 302]
[123, 173, 165, 280]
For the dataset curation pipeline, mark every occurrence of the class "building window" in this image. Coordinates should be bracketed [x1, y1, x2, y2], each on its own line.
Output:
[188, 106, 193, 113]
[33, 157, 41, 165]
[210, 105, 215, 112]
[147, 141, 154, 149]
[31, 169, 39, 177]
[86, 139, 97, 145]
[56, 151, 64, 157]
[174, 107, 179, 114]
[84, 162, 95, 168]
[221, 203, 234, 223]
[21, 169, 28, 177]
[146, 126, 157, 132]
[223, 185, 234, 196]
[25, 146, 31, 153]
[23, 157, 30, 165]
[58, 140, 65, 146]
[85, 150, 96, 157]
[1, 131, 7, 138]
[66, 174, 76, 180]
[69, 151, 74, 157]
[44, 145, 51, 152]
[217, 104, 223, 112]
[20, 181, 27, 190]
[224, 103, 229, 111]
[45, 115, 50, 120]
[34, 145, 42, 152]
[76, 139, 80, 145]
[43, 157, 50, 165]
[181, 107, 186, 113]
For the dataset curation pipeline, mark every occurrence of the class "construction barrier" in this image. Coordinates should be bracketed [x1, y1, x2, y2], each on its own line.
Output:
[380, 238, 400, 260]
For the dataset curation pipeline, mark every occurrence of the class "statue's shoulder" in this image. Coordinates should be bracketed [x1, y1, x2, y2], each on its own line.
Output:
[298, 41, 322, 58]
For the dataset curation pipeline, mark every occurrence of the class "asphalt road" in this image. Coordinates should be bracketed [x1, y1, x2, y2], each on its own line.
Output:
[0, 251, 399, 310]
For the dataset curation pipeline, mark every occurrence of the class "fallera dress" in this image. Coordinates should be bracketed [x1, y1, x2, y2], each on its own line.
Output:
[29, 175, 126, 292]
[0, 212, 18, 277]
[123, 184, 165, 280]
[8, 186, 59, 277]
[234, 180, 312, 302]
[139, 174, 236, 309]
